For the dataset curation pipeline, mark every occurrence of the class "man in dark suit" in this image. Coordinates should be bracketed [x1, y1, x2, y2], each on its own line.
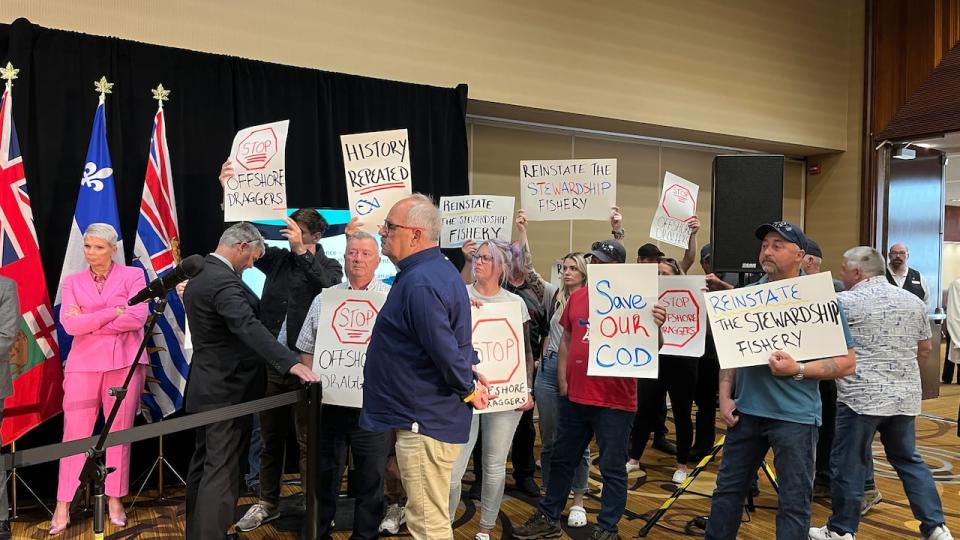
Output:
[183, 222, 319, 540]
[0, 276, 18, 540]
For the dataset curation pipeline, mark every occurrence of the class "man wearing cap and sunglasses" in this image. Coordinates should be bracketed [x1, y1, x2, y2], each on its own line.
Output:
[704, 221, 857, 540]
[514, 239, 667, 540]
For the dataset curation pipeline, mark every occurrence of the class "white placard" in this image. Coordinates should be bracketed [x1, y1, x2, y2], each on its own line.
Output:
[587, 264, 659, 378]
[658, 275, 707, 357]
[312, 288, 387, 407]
[650, 172, 699, 248]
[341, 129, 413, 234]
[704, 272, 848, 369]
[225, 120, 290, 221]
[471, 301, 529, 414]
[520, 159, 616, 221]
[440, 195, 515, 248]
[549, 259, 563, 288]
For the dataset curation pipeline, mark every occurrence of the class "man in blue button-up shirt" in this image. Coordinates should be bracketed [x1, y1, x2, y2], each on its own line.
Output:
[360, 194, 491, 540]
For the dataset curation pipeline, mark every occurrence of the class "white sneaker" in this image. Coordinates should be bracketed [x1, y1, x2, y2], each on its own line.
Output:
[475, 533, 491, 540]
[567, 505, 588, 528]
[808, 525, 855, 539]
[625, 461, 640, 473]
[671, 469, 688, 484]
[380, 504, 406, 535]
[924, 525, 955, 540]
[234, 503, 280, 532]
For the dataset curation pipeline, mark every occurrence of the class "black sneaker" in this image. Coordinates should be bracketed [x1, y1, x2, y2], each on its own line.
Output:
[517, 477, 542, 497]
[653, 435, 677, 456]
[0, 520, 9, 540]
[588, 525, 620, 540]
[512, 511, 562, 539]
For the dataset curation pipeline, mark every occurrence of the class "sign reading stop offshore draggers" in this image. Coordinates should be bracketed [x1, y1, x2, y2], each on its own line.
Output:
[471, 301, 528, 414]
[658, 275, 707, 357]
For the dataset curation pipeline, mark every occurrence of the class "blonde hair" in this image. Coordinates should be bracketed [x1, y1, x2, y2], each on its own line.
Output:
[555, 252, 588, 315]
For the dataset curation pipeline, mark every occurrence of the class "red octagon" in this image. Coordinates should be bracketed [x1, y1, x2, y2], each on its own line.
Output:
[472, 317, 521, 384]
[331, 299, 379, 345]
[657, 289, 700, 348]
[661, 184, 696, 220]
[236, 127, 279, 170]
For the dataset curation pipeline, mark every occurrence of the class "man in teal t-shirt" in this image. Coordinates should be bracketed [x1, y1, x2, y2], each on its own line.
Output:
[705, 222, 856, 540]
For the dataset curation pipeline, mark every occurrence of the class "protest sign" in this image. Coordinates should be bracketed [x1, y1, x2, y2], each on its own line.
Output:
[549, 259, 563, 288]
[341, 129, 413, 234]
[471, 302, 529, 414]
[225, 120, 289, 221]
[520, 159, 616, 221]
[440, 195, 514, 248]
[650, 172, 699, 248]
[704, 272, 847, 369]
[658, 275, 707, 357]
[587, 264, 659, 378]
[312, 288, 387, 407]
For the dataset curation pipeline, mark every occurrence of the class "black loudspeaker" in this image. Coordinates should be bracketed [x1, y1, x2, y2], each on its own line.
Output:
[710, 155, 784, 274]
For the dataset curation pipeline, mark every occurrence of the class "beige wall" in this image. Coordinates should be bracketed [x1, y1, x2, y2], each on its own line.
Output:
[2, 0, 861, 151]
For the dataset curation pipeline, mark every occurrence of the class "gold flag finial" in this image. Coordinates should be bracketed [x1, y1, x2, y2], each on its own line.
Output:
[151, 83, 171, 109]
[0, 62, 19, 90]
[94, 76, 114, 103]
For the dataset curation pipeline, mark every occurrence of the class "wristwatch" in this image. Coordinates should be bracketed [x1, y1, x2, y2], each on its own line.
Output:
[612, 229, 625, 240]
[792, 362, 806, 381]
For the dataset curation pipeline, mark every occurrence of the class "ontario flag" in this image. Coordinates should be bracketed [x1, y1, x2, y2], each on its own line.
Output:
[0, 82, 65, 444]
[132, 105, 191, 421]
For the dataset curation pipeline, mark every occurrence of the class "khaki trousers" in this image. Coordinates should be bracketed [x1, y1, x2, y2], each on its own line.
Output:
[394, 429, 462, 540]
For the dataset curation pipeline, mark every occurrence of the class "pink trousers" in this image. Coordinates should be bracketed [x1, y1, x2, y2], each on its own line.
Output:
[57, 365, 146, 502]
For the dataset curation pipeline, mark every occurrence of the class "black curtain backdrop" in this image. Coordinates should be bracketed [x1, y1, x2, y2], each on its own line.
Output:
[0, 18, 468, 501]
[0, 17, 469, 296]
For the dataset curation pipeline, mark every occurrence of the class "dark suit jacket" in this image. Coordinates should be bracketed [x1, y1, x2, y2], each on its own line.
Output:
[183, 255, 299, 412]
[0, 276, 18, 401]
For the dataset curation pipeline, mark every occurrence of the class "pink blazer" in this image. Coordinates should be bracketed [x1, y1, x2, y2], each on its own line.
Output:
[60, 265, 149, 373]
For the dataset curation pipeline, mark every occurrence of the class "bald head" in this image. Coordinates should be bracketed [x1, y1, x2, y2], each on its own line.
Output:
[888, 242, 909, 270]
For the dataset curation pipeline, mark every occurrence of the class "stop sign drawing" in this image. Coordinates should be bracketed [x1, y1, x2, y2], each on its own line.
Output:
[658, 289, 700, 348]
[472, 317, 521, 384]
[661, 183, 697, 221]
[236, 127, 279, 170]
[331, 299, 379, 345]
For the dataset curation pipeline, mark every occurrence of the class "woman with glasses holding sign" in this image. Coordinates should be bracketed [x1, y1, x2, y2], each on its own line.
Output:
[449, 239, 535, 540]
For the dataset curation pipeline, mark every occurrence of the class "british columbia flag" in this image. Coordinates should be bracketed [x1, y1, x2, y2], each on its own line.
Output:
[0, 78, 65, 444]
[132, 105, 191, 420]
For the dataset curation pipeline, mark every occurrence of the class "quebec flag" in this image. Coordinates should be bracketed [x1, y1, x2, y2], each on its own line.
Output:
[54, 100, 125, 360]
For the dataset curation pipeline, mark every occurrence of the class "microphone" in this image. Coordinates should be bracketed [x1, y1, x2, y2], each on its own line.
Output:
[128, 254, 205, 305]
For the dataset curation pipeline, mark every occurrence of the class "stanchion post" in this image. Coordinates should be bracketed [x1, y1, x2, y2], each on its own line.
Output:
[304, 382, 322, 540]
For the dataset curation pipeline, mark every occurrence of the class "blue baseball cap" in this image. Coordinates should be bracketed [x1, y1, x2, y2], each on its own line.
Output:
[754, 221, 807, 251]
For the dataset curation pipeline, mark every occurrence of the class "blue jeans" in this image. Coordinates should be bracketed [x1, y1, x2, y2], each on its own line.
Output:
[705, 413, 817, 540]
[537, 396, 634, 533]
[534, 351, 590, 495]
[827, 403, 945, 537]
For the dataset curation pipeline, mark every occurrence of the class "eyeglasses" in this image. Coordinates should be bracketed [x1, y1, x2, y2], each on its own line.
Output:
[475, 254, 494, 264]
[889, 250, 908, 256]
[379, 220, 423, 236]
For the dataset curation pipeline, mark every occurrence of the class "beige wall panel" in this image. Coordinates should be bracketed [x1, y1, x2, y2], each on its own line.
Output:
[1, 0, 861, 151]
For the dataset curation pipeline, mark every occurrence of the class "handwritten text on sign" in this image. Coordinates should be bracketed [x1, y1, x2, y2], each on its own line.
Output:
[313, 288, 387, 407]
[341, 129, 413, 234]
[650, 172, 699, 248]
[587, 264, 659, 378]
[440, 195, 515, 248]
[225, 120, 289, 221]
[704, 272, 847, 369]
[658, 275, 707, 357]
[471, 302, 528, 414]
[520, 159, 617, 221]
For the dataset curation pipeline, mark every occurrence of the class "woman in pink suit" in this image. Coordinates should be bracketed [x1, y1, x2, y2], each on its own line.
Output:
[49, 223, 148, 534]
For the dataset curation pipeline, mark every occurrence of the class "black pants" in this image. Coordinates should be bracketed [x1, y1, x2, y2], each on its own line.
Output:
[511, 408, 537, 481]
[692, 346, 720, 455]
[259, 368, 309, 506]
[814, 379, 837, 486]
[943, 336, 959, 383]
[186, 414, 252, 540]
[630, 355, 698, 463]
[315, 406, 391, 540]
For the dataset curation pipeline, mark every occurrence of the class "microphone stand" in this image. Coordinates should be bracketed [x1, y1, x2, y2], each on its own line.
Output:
[75, 295, 168, 539]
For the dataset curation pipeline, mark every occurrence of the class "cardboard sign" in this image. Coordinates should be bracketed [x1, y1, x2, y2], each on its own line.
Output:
[340, 129, 413, 234]
[658, 275, 707, 357]
[549, 259, 563, 288]
[225, 120, 289, 221]
[440, 195, 515, 248]
[587, 264, 659, 378]
[471, 302, 529, 414]
[650, 172, 699, 248]
[312, 288, 387, 407]
[520, 159, 616, 221]
[704, 272, 848, 369]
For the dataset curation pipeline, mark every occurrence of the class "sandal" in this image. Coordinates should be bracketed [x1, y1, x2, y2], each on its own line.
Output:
[567, 505, 588, 528]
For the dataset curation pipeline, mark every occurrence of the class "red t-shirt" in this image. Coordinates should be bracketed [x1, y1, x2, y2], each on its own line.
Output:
[560, 287, 638, 412]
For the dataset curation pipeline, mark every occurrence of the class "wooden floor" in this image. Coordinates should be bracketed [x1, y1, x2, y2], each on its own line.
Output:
[12, 385, 960, 539]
